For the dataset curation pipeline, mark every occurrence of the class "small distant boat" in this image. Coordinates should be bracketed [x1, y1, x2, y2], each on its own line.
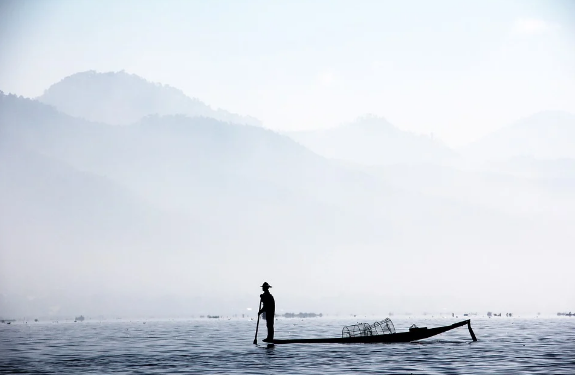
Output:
[270, 319, 477, 344]
[75, 315, 85, 322]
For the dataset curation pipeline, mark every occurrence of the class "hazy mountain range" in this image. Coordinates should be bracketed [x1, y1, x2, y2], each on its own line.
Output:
[286, 115, 456, 165]
[0, 72, 573, 318]
[39, 71, 262, 127]
[463, 111, 575, 161]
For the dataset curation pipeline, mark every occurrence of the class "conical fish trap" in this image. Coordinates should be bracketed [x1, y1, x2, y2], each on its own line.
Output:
[341, 322, 373, 338]
[372, 318, 395, 335]
[341, 318, 395, 338]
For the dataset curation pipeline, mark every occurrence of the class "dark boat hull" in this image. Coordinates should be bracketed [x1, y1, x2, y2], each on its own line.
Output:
[272, 319, 476, 344]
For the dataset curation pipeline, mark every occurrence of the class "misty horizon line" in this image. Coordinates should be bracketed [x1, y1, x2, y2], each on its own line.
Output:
[2, 290, 572, 320]
[2, 311, 571, 322]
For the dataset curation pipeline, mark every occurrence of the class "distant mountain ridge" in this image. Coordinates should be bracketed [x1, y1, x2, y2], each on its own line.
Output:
[38, 70, 262, 127]
[463, 110, 575, 160]
[286, 115, 456, 165]
[0, 91, 395, 246]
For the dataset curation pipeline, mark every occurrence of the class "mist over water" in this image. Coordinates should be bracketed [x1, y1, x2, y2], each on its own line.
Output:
[1, 1, 574, 324]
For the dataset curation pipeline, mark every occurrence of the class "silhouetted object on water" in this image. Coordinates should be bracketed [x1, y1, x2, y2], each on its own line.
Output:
[270, 319, 477, 344]
[75, 315, 85, 322]
[257, 282, 275, 343]
[283, 312, 323, 318]
[557, 312, 574, 316]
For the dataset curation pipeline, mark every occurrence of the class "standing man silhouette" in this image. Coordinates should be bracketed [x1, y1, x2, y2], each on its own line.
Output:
[258, 282, 275, 342]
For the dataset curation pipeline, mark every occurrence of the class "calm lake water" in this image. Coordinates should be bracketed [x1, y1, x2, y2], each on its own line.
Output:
[1, 316, 574, 374]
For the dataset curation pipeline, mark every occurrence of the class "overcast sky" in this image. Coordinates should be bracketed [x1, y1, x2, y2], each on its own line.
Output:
[1, 0, 574, 146]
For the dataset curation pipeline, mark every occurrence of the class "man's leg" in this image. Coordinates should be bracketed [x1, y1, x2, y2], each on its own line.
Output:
[267, 315, 274, 340]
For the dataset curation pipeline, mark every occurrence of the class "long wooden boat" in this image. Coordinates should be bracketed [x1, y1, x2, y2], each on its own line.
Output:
[271, 319, 477, 344]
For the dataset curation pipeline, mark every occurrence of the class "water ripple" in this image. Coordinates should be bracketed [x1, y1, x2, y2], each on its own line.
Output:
[1, 317, 574, 374]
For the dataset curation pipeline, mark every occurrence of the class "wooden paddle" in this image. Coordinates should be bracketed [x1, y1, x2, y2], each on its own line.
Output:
[253, 300, 262, 345]
[467, 320, 477, 341]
